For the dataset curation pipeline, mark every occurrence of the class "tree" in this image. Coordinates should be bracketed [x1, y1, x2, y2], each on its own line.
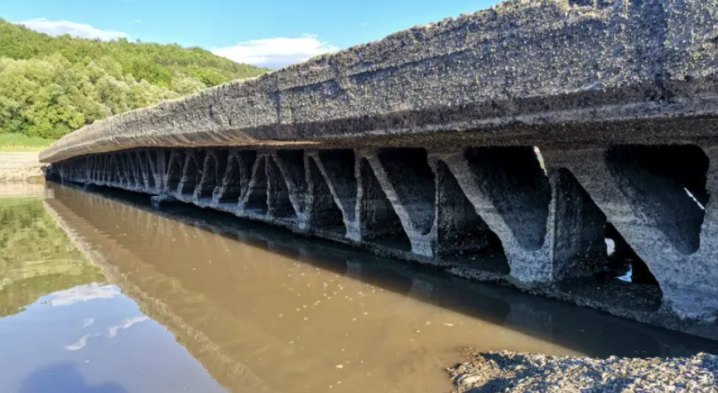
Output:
[0, 18, 268, 141]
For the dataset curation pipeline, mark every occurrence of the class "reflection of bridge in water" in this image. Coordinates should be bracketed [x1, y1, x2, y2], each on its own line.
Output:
[44, 184, 718, 392]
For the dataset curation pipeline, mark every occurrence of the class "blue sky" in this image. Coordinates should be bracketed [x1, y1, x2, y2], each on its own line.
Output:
[0, 0, 501, 68]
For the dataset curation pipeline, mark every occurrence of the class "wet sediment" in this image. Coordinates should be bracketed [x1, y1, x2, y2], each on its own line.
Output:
[449, 351, 718, 393]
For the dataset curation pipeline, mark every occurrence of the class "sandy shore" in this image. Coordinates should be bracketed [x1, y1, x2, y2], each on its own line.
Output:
[448, 351, 718, 392]
[0, 152, 44, 183]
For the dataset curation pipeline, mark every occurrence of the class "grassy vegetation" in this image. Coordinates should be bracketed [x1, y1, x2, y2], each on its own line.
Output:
[0, 133, 53, 151]
[0, 198, 105, 317]
[0, 18, 268, 141]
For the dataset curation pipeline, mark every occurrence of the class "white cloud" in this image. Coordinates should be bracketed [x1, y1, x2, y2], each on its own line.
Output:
[212, 34, 339, 69]
[16, 18, 129, 41]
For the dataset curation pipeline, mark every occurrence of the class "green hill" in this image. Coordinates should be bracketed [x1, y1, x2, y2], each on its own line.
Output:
[0, 18, 268, 144]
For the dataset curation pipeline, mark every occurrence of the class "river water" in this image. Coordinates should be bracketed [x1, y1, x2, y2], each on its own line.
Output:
[1, 183, 717, 393]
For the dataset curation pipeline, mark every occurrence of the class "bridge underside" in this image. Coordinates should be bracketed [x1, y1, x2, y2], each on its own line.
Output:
[48, 142, 718, 326]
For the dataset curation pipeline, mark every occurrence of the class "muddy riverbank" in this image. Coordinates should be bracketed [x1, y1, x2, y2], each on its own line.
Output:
[448, 351, 718, 392]
[0, 152, 44, 183]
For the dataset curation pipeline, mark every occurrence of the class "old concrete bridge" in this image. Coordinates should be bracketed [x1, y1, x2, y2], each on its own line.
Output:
[41, 0, 718, 329]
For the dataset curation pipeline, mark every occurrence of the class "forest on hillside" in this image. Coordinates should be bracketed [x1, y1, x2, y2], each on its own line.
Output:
[0, 19, 268, 143]
[0, 198, 105, 318]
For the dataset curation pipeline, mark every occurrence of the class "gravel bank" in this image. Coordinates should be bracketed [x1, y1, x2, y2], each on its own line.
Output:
[0, 153, 44, 183]
[448, 351, 718, 392]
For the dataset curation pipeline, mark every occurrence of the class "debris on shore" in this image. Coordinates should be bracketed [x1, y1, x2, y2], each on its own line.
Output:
[448, 351, 718, 392]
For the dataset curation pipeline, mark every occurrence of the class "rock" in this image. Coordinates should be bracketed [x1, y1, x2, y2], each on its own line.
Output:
[447, 351, 718, 393]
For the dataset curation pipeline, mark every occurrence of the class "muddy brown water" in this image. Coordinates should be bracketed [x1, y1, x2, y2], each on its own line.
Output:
[1, 184, 717, 393]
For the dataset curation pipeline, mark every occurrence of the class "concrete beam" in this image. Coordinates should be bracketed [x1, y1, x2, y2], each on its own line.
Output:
[40, 0, 718, 164]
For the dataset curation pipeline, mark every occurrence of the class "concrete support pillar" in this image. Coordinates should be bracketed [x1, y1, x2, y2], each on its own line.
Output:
[441, 149, 556, 284]
[135, 152, 149, 192]
[94, 156, 103, 184]
[99, 157, 107, 184]
[265, 153, 297, 221]
[177, 150, 203, 198]
[128, 152, 141, 191]
[119, 153, 131, 189]
[365, 148, 437, 257]
[89, 156, 99, 184]
[214, 150, 255, 208]
[545, 146, 718, 319]
[354, 152, 411, 251]
[82, 157, 91, 183]
[46, 143, 718, 324]
[101, 155, 109, 185]
[239, 154, 269, 217]
[154, 149, 167, 192]
[271, 151, 309, 228]
[304, 153, 346, 234]
[310, 150, 358, 241]
[194, 150, 225, 205]
[164, 150, 186, 194]
[549, 166, 608, 281]
[432, 157, 501, 265]
[440, 146, 607, 285]
[108, 154, 119, 186]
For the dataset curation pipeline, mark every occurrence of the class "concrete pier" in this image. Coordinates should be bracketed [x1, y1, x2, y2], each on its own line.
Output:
[48, 143, 718, 325]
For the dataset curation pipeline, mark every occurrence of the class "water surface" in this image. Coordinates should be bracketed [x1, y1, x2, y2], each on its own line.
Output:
[1, 184, 717, 393]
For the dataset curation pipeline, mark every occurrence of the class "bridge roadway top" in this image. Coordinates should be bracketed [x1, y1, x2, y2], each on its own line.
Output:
[40, 0, 718, 164]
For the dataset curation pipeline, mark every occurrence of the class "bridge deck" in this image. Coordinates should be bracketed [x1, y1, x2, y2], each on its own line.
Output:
[40, 0, 718, 162]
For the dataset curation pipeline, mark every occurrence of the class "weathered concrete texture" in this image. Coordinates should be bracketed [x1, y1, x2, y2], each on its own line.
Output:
[544, 146, 718, 321]
[40, 0, 718, 164]
[47, 142, 718, 333]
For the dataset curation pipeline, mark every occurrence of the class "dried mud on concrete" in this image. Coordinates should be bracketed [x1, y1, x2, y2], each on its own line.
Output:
[0, 153, 44, 183]
[447, 351, 718, 393]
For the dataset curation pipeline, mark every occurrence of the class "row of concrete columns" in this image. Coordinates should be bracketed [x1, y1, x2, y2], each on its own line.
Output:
[47, 183, 718, 352]
[50, 144, 718, 321]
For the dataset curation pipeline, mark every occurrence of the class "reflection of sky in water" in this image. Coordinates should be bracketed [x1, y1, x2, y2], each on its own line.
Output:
[0, 284, 227, 393]
[65, 315, 150, 351]
[43, 284, 120, 307]
[107, 316, 149, 338]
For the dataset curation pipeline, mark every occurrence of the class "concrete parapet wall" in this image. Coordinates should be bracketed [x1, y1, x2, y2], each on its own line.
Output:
[40, 0, 718, 164]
